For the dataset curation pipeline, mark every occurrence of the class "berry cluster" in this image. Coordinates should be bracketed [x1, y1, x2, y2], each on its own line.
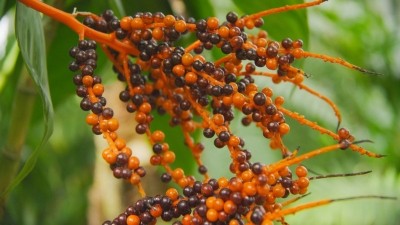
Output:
[19, 0, 385, 224]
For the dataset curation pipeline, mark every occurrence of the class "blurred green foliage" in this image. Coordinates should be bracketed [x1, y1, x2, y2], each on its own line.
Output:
[0, 0, 399, 224]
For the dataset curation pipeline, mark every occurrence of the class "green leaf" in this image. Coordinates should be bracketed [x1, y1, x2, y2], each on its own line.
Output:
[1, 2, 54, 197]
[0, 0, 15, 18]
[121, 0, 173, 16]
[150, 114, 201, 175]
[0, 0, 5, 17]
[232, 0, 309, 47]
[107, 0, 126, 18]
[183, 0, 215, 19]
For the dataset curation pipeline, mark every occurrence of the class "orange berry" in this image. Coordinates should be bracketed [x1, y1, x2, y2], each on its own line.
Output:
[193, 54, 205, 62]
[120, 17, 133, 31]
[295, 165, 308, 177]
[229, 219, 240, 225]
[290, 182, 300, 195]
[222, 96, 232, 106]
[257, 183, 270, 196]
[162, 150, 175, 164]
[229, 177, 243, 192]
[293, 74, 304, 84]
[228, 135, 240, 147]
[99, 120, 108, 132]
[291, 47, 304, 58]
[82, 75, 93, 86]
[107, 118, 119, 132]
[181, 53, 194, 66]
[223, 200, 237, 215]
[131, 17, 144, 30]
[256, 47, 266, 57]
[218, 177, 229, 188]
[129, 173, 141, 185]
[272, 74, 282, 84]
[151, 130, 165, 142]
[184, 71, 197, 84]
[246, 83, 258, 93]
[150, 205, 162, 217]
[279, 123, 290, 135]
[272, 183, 286, 198]
[114, 137, 126, 149]
[214, 198, 224, 211]
[256, 38, 268, 47]
[275, 96, 285, 106]
[144, 83, 153, 94]
[109, 132, 118, 140]
[126, 214, 140, 225]
[266, 192, 275, 204]
[297, 177, 310, 189]
[258, 30, 268, 38]
[229, 82, 238, 91]
[182, 120, 195, 132]
[266, 58, 278, 70]
[218, 26, 230, 38]
[92, 83, 104, 96]
[162, 143, 170, 151]
[121, 147, 132, 157]
[86, 113, 98, 125]
[102, 148, 117, 164]
[182, 215, 192, 225]
[225, 62, 235, 72]
[278, 166, 291, 177]
[212, 114, 225, 126]
[299, 187, 308, 195]
[206, 208, 218, 222]
[243, 181, 257, 196]
[139, 102, 152, 113]
[206, 196, 216, 208]
[338, 127, 350, 139]
[135, 112, 147, 123]
[234, 18, 244, 29]
[232, 92, 246, 108]
[267, 174, 276, 186]
[262, 87, 273, 97]
[174, 20, 187, 33]
[152, 27, 164, 40]
[245, 19, 255, 29]
[261, 220, 273, 225]
[172, 168, 184, 180]
[128, 156, 140, 170]
[166, 188, 179, 200]
[150, 155, 161, 165]
[172, 64, 185, 77]
[240, 170, 254, 182]
[206, 17, 219, 30]
[269, 140, 280, 149]
[163, 15, 176, 27]
[178, 177, 189, 187]
[296, 166, 308, 177]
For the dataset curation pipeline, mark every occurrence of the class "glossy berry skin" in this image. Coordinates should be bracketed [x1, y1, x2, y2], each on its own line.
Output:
[55, 2, 386, 225]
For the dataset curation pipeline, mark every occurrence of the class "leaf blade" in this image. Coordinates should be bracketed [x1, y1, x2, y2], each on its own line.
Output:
[1, 2, 54, 197]
[232, 0, 309, 47]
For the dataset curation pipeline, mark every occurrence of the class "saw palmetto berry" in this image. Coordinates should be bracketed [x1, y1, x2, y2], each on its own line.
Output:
[18, 0, 393, 224]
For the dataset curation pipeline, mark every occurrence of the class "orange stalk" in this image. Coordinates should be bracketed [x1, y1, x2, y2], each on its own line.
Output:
[246, 0, 326, 21]
[18, 0, 139, 55]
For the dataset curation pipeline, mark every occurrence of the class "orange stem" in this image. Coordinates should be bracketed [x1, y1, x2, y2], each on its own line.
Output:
[301, 51, 380, 75]
[265, 199, 332, 220]
[246, 0, 326, 20]
[278, 106, 338, 139]
[18, 0, 139, 55]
